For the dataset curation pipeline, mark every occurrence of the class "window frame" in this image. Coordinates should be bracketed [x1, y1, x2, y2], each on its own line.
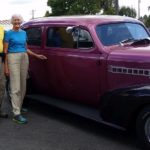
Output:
[44, 25, 95, 52]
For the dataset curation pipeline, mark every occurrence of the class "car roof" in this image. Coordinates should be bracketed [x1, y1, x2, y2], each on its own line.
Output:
[22, 15, 141, 27]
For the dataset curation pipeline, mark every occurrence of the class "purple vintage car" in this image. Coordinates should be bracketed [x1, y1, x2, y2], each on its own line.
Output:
[21, 15, 150, 149]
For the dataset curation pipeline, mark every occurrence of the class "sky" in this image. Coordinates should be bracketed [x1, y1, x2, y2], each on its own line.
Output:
[0, 0, 149, 21]
[0, 0, 50, 21]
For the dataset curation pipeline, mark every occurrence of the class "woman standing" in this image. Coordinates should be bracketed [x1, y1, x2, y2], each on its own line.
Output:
[4, 14, 47, 124]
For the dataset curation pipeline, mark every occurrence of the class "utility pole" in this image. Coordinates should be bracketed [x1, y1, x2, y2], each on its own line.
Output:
[31, 10, 36, 19]
[138, 0, 141, 19]
[115, 0, 119, 15]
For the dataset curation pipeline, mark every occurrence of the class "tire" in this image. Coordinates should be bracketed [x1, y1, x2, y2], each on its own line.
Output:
[136, 106, 150, 150]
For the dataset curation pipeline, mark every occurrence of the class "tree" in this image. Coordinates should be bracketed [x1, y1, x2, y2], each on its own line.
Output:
[67, 0, 100, 15]
[100, 0, 116, 15]
[145, 16, 150, 28]
[140, 15, 150, 28]
[46, 0, 117, 16]
[45, 11, 51, 17]
[119, 6, 137, 18]
[47, 0, 67, 16]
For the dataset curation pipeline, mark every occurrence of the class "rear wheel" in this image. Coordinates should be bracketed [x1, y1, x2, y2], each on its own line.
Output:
[136, 106, 150, 150]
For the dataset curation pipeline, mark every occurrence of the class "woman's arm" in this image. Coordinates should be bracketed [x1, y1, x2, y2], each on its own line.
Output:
[3, 42, 9, 76]
[26, 44, 47, 60]
[27, 49, 47, 60]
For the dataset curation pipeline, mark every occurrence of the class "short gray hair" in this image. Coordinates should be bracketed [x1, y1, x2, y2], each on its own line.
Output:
[10, 14, 24, 24]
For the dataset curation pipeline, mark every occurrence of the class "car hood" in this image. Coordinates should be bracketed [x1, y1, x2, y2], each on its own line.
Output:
[108, 45, 150, 63]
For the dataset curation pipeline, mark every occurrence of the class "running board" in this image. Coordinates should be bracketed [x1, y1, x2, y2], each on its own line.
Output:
[26, 94, 125, 131]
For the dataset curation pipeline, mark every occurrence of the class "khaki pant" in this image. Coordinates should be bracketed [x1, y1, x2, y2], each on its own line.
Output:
[0, 57, 5, 109]
[8, 52, 29, 115]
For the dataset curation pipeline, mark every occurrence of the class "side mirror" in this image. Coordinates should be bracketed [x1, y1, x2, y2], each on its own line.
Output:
[66, 26, 77, 33]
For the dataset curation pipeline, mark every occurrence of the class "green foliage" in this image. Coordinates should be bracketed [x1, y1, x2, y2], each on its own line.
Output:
[47, 0, 68, 16]
[119, 6, 137, 18]
[46, 0, 138, 18]
[100, 0, 116, 15]
[67, 0, 100, 15]
[145, 18, 150, 28]
[47, 0, 117, 16]
[45, 11, 51, 17]
[140, 15, 150, 28]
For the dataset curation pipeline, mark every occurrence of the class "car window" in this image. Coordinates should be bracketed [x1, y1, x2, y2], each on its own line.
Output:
[96, 23, 149, 46]
[25, 27, 41, 46]
[46, 27, 94, 49]
[72, 28, 94, 49]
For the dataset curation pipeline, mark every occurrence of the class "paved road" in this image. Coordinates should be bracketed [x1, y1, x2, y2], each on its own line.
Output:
[0, 96, 142, 150]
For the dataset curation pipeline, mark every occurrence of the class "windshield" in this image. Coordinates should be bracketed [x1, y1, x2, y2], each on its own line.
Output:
[96, 22, 149, 46]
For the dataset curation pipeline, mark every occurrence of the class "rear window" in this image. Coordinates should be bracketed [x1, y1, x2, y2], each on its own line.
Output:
[25, 27, 41, 46]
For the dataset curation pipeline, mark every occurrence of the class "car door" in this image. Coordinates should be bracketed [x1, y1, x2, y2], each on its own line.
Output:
[43, 25, 104, 106]
[25, 26, 50, 94]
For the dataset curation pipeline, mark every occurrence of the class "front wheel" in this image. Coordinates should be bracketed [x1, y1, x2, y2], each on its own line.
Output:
[136, 106, 150, 150]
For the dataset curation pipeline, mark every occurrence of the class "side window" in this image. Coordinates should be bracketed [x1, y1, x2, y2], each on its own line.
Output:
[72, 28, 94, 49]
[47, 27, 62, 47]
[46, 27, 74, 48]
[46, 27, 93, 49]
[25, 27, 41, 46]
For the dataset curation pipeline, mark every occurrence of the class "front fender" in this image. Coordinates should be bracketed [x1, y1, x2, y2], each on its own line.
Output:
[100, 85, 150, 129]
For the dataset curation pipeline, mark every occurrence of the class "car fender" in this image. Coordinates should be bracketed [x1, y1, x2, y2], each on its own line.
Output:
[100, 85, 150, 129]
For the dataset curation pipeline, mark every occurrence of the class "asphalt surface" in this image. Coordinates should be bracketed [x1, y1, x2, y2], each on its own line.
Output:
[0, 95, 143, 150]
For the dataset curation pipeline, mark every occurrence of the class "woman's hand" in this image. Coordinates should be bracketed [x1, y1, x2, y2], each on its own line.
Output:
[36, 54, 47, 60]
